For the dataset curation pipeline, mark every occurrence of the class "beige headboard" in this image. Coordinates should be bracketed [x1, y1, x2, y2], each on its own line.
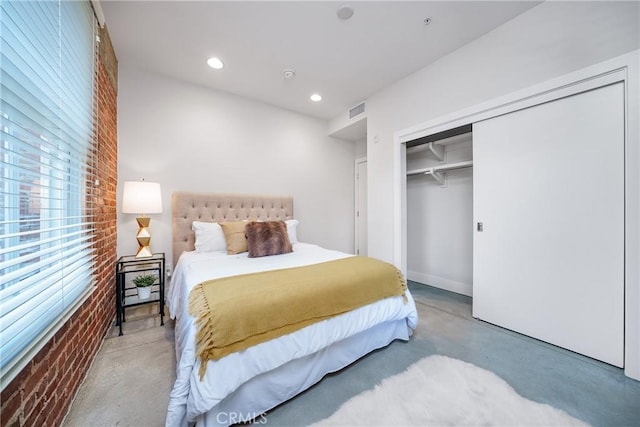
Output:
[172, 192, 294, 266]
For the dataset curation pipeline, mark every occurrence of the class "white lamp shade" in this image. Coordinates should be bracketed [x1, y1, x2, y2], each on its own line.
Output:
[122, 181, 163, 214]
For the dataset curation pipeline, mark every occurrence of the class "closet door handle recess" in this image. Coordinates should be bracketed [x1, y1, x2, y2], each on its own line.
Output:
[477, 222, 484, 232]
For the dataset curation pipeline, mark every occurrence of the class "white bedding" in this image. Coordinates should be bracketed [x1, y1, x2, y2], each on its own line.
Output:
[165, 243, 418, 427]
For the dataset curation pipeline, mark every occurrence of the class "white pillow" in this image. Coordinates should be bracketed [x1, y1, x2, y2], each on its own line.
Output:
[192, 221, 226, 253]
[285, 219, 299, 244]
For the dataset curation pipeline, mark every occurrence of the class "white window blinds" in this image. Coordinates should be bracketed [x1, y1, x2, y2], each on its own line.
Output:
[0, 0, 97, 387]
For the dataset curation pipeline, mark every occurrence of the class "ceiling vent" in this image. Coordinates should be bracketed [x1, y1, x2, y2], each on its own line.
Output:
[349, 101, 366, 119]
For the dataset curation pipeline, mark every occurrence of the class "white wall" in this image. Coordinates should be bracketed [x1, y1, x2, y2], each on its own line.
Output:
[365, 1, 639, 263]
[117, 65, 356, 265]
[355, 138, 367, 158]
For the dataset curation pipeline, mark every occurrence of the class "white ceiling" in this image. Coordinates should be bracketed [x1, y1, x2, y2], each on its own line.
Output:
[101, 1, 540, 121]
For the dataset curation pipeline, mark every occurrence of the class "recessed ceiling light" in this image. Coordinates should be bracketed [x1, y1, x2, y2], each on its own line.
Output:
[207, 57, 224, 69]
[310, 94, 322, 102]
[337, 5, 354, 20]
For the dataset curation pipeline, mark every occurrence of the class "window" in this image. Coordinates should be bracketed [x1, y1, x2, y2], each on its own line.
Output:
[0, 0, 97, 387]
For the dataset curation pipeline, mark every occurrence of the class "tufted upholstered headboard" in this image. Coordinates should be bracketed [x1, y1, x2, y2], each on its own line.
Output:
[172, 192, 294, 266]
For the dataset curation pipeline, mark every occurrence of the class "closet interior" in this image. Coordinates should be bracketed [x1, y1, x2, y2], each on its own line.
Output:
[406, 124, 474, 297]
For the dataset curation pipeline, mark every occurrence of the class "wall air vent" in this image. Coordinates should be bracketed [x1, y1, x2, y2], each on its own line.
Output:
[349, 101, 366, 119]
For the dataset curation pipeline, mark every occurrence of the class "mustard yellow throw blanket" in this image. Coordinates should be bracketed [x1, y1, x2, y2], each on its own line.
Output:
[188, 256, 407, 379]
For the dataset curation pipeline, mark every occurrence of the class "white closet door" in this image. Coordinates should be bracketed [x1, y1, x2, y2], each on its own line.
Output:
[473, 82, 624, 367]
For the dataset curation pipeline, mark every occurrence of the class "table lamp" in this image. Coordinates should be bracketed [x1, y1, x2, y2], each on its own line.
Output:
[122, 180, 163, 258]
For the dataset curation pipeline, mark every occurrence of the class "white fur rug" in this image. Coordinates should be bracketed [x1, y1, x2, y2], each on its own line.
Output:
[313, 355, 588, 426]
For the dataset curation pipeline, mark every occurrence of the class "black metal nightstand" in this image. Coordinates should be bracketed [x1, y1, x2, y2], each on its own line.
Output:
[115, 253, 165, 336]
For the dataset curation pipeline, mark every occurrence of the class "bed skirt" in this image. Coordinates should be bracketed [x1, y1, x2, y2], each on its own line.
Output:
[197, 318, 411, 426]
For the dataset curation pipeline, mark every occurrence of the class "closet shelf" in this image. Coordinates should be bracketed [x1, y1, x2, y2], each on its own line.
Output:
[406, 160, 473, 187]
[406, 142, 445, 161]
[406, 160, 473, 176]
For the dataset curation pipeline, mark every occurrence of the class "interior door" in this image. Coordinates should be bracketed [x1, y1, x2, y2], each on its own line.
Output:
[356, 159, 368, 256]
[473, 82, 624, 366]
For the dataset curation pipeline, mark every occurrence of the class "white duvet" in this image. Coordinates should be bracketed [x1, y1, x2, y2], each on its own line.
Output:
[165, 243, 418, 427]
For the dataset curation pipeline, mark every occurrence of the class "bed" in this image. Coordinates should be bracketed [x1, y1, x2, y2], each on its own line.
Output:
[165, 192, 418, 427]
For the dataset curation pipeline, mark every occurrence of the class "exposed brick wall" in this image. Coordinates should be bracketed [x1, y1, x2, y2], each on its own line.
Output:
[0, 26, 118, 427]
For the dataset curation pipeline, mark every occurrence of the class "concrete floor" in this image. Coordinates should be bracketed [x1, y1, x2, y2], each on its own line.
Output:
[63, 282, 640, 426]
[63, 304, 176, 427]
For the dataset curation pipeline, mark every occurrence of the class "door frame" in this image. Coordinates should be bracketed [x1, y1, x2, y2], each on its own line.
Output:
[392, 50, 639, 379]
[354, 157, 367, 255]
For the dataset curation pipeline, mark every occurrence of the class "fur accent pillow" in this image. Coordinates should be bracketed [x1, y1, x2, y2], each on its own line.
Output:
[246, 221, 293, 258]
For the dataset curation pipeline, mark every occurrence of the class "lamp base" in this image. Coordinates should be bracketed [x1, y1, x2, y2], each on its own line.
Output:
[135, 216, 153, 258]
[135, 245, 154, 258]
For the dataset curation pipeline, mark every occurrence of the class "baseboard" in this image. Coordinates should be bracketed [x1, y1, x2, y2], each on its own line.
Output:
[407, 271, 472, 297]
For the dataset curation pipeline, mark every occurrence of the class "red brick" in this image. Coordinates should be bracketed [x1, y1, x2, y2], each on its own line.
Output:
[1, 414, 20, 427]
[26, 402, 49, 427]
[23, 390, 48, 425]
[22, 381, 44, 416]
[0, 371, 24, 406]
[23, 360, 48, 393]
[0, 391, 22, 424]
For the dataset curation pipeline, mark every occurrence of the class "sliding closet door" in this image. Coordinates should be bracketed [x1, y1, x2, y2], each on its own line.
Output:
[473, 82, 624, 367]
